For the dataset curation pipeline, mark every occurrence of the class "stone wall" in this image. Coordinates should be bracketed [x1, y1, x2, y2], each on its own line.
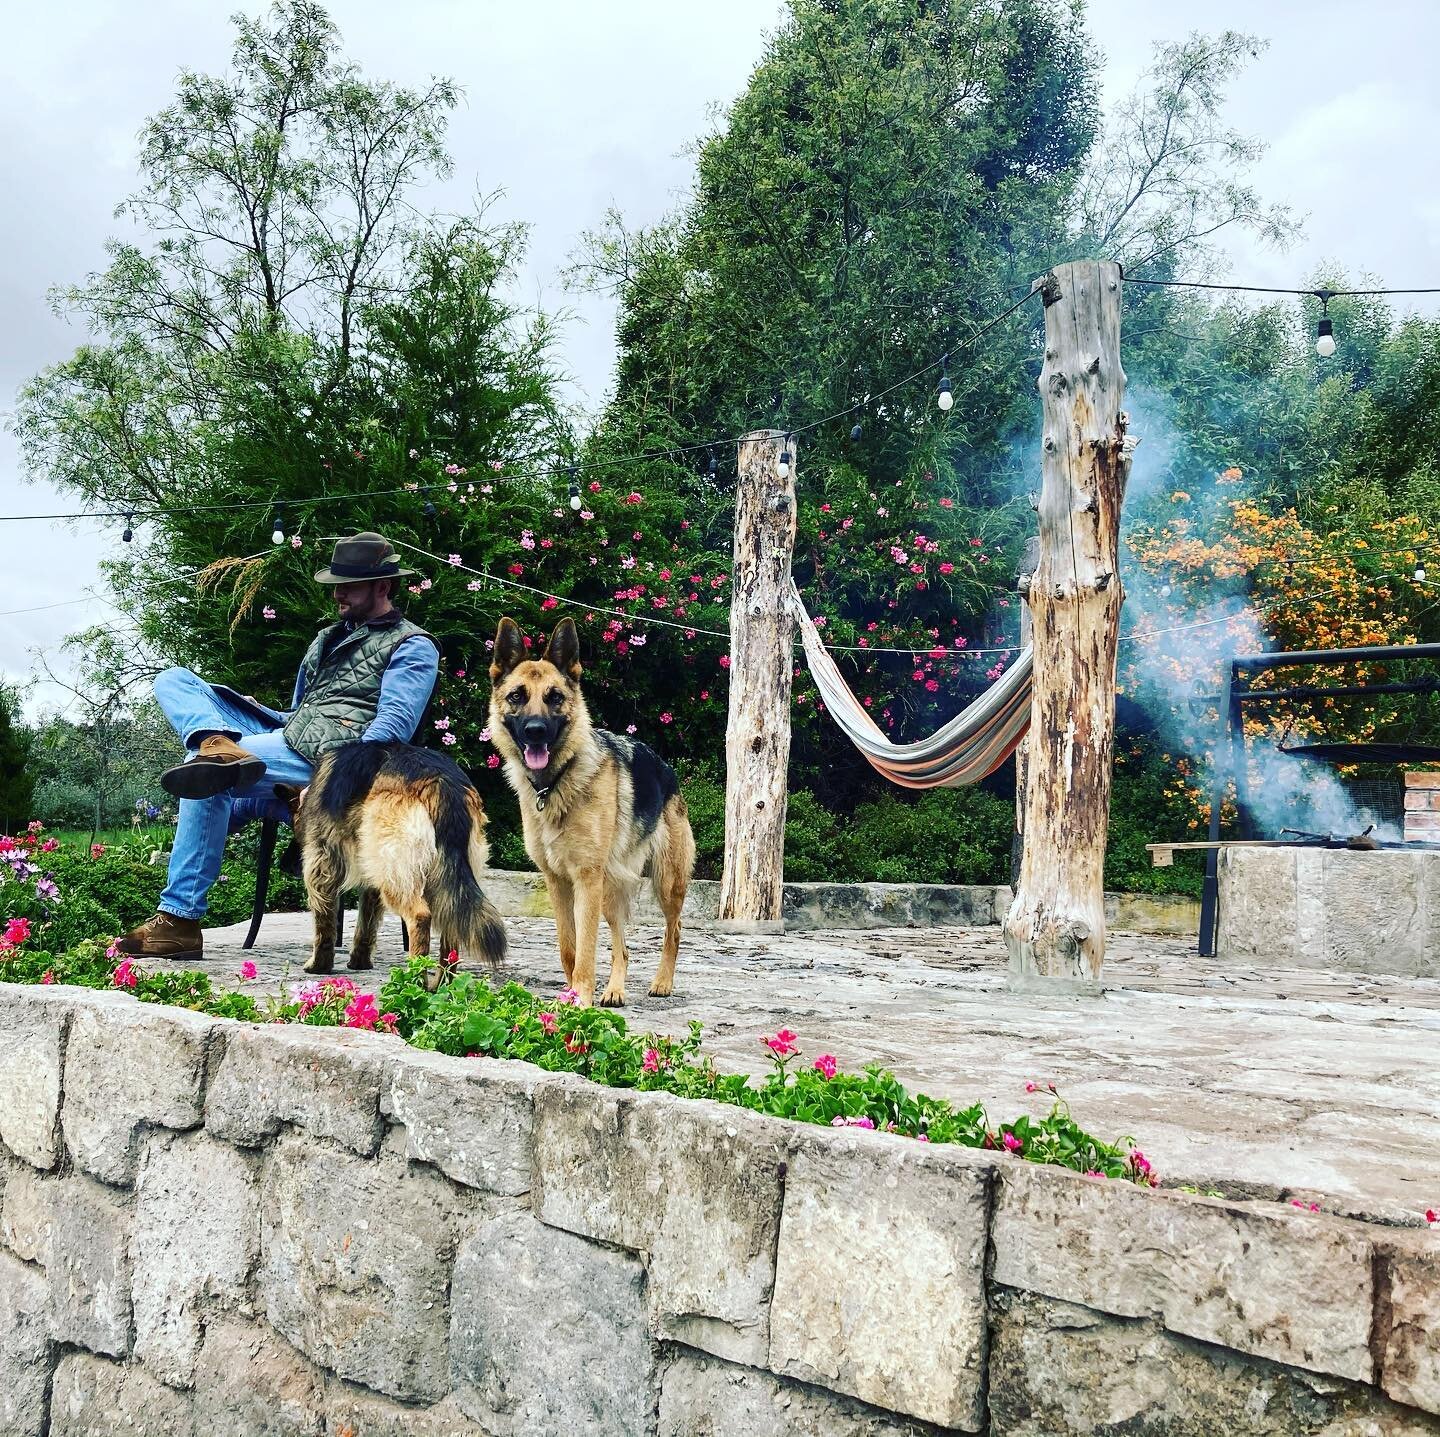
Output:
[1217, 844, 1440, 977]
[1406, 771, 1440, 845]
[485, 870, 1200, 936]
[0, 984, 1435, 1437]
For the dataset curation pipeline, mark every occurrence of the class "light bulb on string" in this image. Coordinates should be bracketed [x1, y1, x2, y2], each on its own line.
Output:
[271, 507, 285, 545]
[1417, 563, 1428, 584]
[1315, 290, 1336, 358]
[937, 357, 954, 413]
[777, 442, 792, 480]
[707, 450, 718, 478]
[850, 422, 863, 442]
[122, 513, 134, 544]
[567, 465, 581, 512]
[423, 499, 437, 519]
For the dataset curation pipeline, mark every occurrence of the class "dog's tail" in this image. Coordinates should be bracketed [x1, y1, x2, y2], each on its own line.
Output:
[426, 776, 508, 967]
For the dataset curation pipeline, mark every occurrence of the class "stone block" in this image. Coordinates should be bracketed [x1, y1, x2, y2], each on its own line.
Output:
[260, 1135, 458, 1403]
[0, 1248, 52, 1437]
[191, 1318, 326, 1436]
[386, 1049, 549, 1195]
[327, 1385, 493, 1436]
[450, 1207, 656, 1436]
[768, 1129, 990, 1431]
[0, 986, 86, 1168]
[991, 1163, 1375, 1383]
[63, 1003, 219, 1186]
[132, 1132, 260, 1387]
[988, 1288, 1439, 1437]
[1404, 771, 1440, 789]
[659, 1352, 926, 1436]
[50, 1174, 132, 1357]
[207, 1024, 390, 1156]
[1378, 1231, 1440, 1416]
[0, 1160, 57, 1265]
[533, 1085, 788, 1364]
[49, 1352, 195, 1436]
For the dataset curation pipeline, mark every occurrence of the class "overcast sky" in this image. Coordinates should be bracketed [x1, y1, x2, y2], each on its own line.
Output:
[4, 0, 1439, 718]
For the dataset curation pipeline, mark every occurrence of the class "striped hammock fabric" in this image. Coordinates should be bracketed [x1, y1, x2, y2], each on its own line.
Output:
[789, 580, 1032, 787]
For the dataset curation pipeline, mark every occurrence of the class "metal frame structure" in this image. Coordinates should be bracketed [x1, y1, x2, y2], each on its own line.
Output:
[1197, 642, 1440, 956]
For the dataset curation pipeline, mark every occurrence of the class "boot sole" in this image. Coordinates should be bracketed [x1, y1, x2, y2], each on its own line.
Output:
[161, 756, 267, 800]
[114, 947, 204, 963]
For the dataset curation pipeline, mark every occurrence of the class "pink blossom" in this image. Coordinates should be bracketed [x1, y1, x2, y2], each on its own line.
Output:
[813, 1054, 838, 1079]
[555, 987, 579, 1006]
[262, 607, 277, 620]
[39, 837, 58, 853]
[1427, 1209, 1437, 1224]
[467, 579, 484, 591]
[486, 754, 501, 768]
[90, 843, 106, 858]
[718, 655, 731, 669]
[939, 497, 954, 508]
[3, 917, 31, 947]
[1002, 1132, 1023, 1153]
[625, 724, 637, 734]
[434, 717, 451, 731]
[915, 1133, 930, 1142]
[970, 537, 983, 547]
[113, 958, 139, 990]
[624, 492, 643, 504]
[344, 992, 381, 1030]
[1083, 1169, 1107, 1179]
[442, 733, 458, 746]
[508, 563, 524, 575]
[539, 1011, 558, 1033]
[290, 534, 303, 549]
[659, 712, 673, 724]
[642, 1047, 662, 1074]
[830, 1115, 876, 1129]
[659, 568, 671, 580]
[541, 597, 558, 611]
[925, 679, 939, 693]
[238, 960, 258, 981]
[589, 480, 601, 493]
[40, 971, 54, 984]
[105, 941, 121, 959]
[447, 553, 462, 566]
[762, 1027, 799, 1058]
[477, 726, 491, 742]
[939, 562, 954, 575]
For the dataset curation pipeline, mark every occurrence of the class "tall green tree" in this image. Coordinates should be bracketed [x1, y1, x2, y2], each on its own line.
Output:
[0, 684, 35, 835]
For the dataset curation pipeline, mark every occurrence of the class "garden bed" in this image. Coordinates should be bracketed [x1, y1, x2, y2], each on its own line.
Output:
[0, 981, 1436, 1436]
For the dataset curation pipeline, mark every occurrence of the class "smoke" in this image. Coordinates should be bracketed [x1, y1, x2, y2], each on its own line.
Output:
[1115, 386, 1401, 842]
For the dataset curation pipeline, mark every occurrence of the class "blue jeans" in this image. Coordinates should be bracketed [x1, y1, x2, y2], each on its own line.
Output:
[152, 667, 315, 920]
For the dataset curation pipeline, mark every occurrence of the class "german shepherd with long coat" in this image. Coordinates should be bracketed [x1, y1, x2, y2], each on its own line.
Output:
[276, 742, 507, 977]
[489, 616, 695, 1008]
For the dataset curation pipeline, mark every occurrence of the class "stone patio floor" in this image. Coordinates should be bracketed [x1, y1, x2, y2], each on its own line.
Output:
[209, 910, 1440, 1224]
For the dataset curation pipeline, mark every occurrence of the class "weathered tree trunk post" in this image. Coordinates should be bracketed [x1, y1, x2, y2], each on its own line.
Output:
[718, 429, 797, 931]
[1004, 261, 1134, 989]
[1010, 536, 1040, 890]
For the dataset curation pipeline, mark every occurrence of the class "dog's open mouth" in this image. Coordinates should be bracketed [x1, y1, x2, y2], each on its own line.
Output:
[524, 744, 550, 772]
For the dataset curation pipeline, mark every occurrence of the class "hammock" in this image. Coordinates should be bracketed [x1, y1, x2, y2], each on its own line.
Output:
[789, 580, 1032, 787]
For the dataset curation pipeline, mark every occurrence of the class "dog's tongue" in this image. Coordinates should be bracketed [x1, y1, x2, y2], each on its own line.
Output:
[524, 745, 550, 772]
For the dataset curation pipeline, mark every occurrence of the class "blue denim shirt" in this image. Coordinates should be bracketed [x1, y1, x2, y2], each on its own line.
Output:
[290, 634, 440, 744]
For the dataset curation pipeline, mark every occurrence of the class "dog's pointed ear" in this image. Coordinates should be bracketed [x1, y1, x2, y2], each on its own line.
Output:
[543, 617, 582, 678]
[273, 783, 302, 806]
[490, 617, 527, 679]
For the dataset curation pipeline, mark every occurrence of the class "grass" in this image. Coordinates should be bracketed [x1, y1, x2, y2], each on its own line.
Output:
[50, 826, 175, 850]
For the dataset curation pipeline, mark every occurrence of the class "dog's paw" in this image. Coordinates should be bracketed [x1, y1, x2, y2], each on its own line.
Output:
[303, 955, 335, 975]
[346, 954, 375, 971]
[647, 979, 674, 998]
[598, 984, 627, 1007]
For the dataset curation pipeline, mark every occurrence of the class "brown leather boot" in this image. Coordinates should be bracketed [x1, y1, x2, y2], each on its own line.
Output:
[160, 734, 266, 800]
[114, 911, 204, 963]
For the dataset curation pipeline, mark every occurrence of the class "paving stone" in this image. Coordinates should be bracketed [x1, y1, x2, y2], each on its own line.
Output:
[49, 1351, 195, 1436]
[0, 985, 87, 1168]
[450, 1207, 656, 1437]
[63, 1002, 218, 1185]
[533, 1084, 789, 1364]
[259, 1135, 459, 1403]
[1378, 1230, 1440, 1416]
[207, 1023, 390, 1156]
[0, 1248, 52, 1437]
[49, 1174, 132, 1357]
[191, 1317, 326, 1436]
[768, 1128, 991, 1431]
[325, 1386, 488, 1436]
[385, 1048, 550, 1195]
[0, 1159, 57, 1265]
[659, 1352, 933, 1436]
[132, 1132, 260, 1387]
[987, 1287, 1440, 1437]
[991, 1163, 1376, 1383]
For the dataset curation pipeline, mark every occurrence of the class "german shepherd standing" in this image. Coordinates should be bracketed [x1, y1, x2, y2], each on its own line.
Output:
[489, 617, 695, 1007]
[276, 742, 507, 977]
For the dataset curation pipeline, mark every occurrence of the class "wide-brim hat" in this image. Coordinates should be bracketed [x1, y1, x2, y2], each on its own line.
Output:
[313, 532, 418, 584]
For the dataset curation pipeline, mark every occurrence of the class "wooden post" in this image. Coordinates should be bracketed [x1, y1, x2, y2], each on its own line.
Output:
[1004, 261, 1134, 990]
[718, 429, 797, 931]
[1010, 536, 1040, 890]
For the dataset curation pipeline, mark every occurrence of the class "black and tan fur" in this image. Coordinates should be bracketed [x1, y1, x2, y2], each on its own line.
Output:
[489, 616, 695, 1008]
[276, 742, 507, 978]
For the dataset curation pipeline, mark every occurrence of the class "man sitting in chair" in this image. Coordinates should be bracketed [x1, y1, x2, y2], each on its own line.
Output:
[116, 532, 439, 963]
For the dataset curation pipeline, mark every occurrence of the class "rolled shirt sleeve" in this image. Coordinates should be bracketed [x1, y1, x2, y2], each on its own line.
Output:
[362, 636, 441, 743]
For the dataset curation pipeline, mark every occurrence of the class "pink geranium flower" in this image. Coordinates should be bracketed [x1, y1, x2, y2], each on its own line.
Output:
[1002, 1131, 1023, 1153]
[813, 1054, 837, 1079]
[762, 1027, 799, 1058]
[642, 1047, 662, 1074]
[113, 958, 138, 990]
[538, 1011, 558, 1033]
[3, 917, 31, 947]
[238, 960, 258, 981]
[831, 1115, 875, 1129]
[343, 992, 380, 1030]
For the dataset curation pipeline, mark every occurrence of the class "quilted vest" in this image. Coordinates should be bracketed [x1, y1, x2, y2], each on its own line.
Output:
[283, 614, 434, 762]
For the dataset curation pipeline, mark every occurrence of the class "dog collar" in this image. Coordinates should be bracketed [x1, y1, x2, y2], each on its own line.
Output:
[529, 757, 576, 811]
